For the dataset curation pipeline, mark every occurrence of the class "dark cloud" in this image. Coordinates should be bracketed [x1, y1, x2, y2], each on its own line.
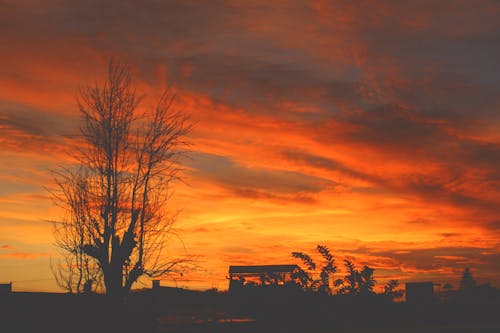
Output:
[486, 220, 500, 231]
[221, 246, 256, 254]
[285, 120, 499, 219]
[3, 0, 499, 124]
[0, 101, 74, 137]
[439, 233, 461, 238]
[0, 101, 78, 154]
[167, 54, 361, 116]
[461, 140, 500, 173]
[187, 152, 335, 199]
[355, 1, 500, 120]
[341, 104, 446, 152]
[330, 103, 499, 175]
[352, 245, 500, 275]
[230, 188, 317, 205]
[407, 218, 434, 225]
[280, 150, 381, 185]
[306, 103, 500, 221]
[0, 0, 361, 126]
[403, 174, 498, 211]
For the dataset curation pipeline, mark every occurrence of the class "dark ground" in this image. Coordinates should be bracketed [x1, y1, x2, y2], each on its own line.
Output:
[1, 288, 499, 333]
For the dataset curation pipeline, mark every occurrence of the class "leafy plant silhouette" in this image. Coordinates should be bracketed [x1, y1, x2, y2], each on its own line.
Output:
[292, 245, 336, 294]
[383, 279, 403, 300]
[336, 260, 376, 296]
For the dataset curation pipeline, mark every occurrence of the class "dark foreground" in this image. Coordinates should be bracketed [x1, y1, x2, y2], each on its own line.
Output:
[1, 288, 499, 333]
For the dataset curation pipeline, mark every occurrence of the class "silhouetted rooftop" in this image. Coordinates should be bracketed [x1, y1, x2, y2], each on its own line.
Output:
[229, 265, 298, 274]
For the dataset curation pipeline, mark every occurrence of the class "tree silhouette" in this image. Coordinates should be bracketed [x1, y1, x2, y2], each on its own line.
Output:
[51, 60, 191, 299]
[292, 245, 336, 294]
[341, 260, 358, 295]
[51, 173, 102, 293]
[338, 260, 376, 296]
[459, 267, 476, 290]
[383, 279, 403, 300]
[358, 265, 376, 295]
[51, 249, 101, 294]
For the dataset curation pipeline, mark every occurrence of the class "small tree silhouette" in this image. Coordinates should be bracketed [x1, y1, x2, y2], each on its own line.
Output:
[383, 279, 403, 300]
[291, 245, 336, 294]
[338, 260, 376, 296]
[341, 260, 358, 295]
[459, 267, 476, 290]
[359, 266, 376, 295]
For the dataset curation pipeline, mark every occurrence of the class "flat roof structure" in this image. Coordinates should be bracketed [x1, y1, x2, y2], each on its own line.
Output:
[229, 265, 298, 274]
[0, 282, 12, 294]
[228, 264, 299, 290]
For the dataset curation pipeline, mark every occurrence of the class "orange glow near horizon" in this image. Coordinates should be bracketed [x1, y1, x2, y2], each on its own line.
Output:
[1, 1, 499, 293]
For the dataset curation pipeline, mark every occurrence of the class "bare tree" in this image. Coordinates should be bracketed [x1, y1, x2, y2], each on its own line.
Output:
[51, 252, 102, 294]
[51, 172, 102, 294]
[51, 60, 191, 298]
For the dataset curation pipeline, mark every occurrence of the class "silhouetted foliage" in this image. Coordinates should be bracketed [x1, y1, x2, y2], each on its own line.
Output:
[337, 260, 376, 296]
[459, 267, 476, 290]
[291, 245, 336, 294]
[50, 60, 192, 298]
[359, 265, 376, 295]
[290, 245, 407, 301]
[383, 279, 403, 300]
[291, 251, 316, 270]
[317, 245, 336, 294]
[340, 260, 358, 295]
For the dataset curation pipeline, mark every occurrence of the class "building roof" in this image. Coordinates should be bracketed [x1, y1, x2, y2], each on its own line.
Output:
[229, 265, 298, 274]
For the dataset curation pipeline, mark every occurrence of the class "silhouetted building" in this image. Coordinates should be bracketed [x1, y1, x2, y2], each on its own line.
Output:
[228, 264, 298, 291]
[406, 282, 435, 304]
[0, 282, 12, 295]
[152, 279, 160, 289]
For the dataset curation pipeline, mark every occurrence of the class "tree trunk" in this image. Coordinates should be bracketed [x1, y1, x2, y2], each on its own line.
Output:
[104, 264, 124, 300]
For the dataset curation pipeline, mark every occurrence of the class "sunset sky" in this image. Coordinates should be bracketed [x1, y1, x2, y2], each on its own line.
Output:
[1, 0, 499, 292]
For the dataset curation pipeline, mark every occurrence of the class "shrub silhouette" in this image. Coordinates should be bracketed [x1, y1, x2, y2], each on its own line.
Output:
[292, 245, 336, 294]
